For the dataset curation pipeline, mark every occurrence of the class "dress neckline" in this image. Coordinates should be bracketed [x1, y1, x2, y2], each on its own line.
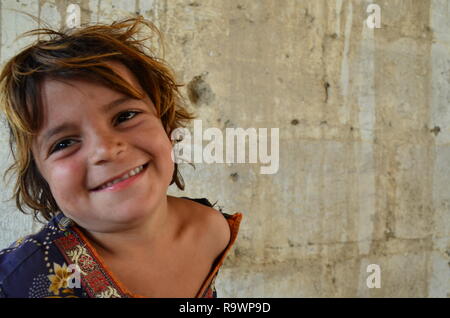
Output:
[53, 211, 243, 298]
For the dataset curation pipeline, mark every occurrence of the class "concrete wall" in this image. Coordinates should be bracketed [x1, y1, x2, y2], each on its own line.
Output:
[0, 0, 449, 297]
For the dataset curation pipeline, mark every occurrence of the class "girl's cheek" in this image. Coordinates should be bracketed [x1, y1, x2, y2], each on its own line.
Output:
[159, 136, 176, 165]
[49, 162, 84, 190]
[138, 125, 172, 157]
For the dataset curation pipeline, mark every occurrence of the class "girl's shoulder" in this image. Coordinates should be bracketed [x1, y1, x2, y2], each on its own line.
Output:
[0, 217, 57, 277]
[0, 213, 83, 298]
[172, 196, 243, 263]
[171, 196, 232, 257]
[172, 196, 243, 297]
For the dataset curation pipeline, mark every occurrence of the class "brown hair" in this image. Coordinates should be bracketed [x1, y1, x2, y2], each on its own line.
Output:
[0, 15, 195, 223]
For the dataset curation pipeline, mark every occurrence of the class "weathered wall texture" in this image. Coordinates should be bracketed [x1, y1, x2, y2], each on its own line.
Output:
[0, 0, 449, 297]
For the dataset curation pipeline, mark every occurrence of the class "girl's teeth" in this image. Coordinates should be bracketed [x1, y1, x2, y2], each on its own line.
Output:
[98, 164, 144, 190]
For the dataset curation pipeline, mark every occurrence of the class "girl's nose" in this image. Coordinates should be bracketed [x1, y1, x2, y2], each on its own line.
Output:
[88, 131, 127, 165]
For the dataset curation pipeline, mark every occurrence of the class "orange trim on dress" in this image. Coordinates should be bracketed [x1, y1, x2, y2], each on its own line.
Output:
[195, 212, 243, 298]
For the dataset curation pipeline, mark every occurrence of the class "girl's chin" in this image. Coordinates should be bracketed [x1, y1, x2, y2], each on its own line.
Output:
[81, 210, 151, 232]
[105, 204, 154, 221]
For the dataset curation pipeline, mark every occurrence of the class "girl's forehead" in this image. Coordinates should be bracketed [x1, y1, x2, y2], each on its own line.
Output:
[41, 76, 115, 102]
[39, 62, 150, 112]
[42, 61, 143, 96]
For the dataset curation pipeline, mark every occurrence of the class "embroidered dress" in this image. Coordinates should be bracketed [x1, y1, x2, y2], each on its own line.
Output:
[0, 198, 242, 298]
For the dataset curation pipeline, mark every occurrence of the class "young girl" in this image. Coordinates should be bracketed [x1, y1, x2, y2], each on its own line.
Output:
[0, 16, 242, 298]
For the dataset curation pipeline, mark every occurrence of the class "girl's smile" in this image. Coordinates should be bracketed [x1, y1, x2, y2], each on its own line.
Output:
[90, 161, 150, 192]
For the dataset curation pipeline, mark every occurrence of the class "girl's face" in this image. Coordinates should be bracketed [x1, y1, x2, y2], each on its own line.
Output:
[31, 61, 174, 232]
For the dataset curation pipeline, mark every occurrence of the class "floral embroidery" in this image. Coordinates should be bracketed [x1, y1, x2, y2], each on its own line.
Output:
[47, 263, 74, 296]
[66, 245, 95, 275]
[97, 286, 122, 298]
[54, 231, 126, 298]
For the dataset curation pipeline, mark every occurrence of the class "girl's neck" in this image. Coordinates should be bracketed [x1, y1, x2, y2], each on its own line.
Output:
[79, 195, 176, 259]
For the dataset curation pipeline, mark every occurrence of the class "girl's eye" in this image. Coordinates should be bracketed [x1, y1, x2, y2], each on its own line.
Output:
[115, 110, 141, 125]
[49, 111, 141, 155]
[50, 139, 77, 154]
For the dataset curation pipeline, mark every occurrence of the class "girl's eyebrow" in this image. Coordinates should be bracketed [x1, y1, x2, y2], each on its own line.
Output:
[39, 96, 135, 148]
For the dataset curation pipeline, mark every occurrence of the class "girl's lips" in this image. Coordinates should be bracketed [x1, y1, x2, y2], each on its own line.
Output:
[90, 163, 149, 193]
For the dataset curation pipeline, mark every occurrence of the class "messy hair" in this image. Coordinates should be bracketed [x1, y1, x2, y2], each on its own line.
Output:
[0, 15, 195, 222]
